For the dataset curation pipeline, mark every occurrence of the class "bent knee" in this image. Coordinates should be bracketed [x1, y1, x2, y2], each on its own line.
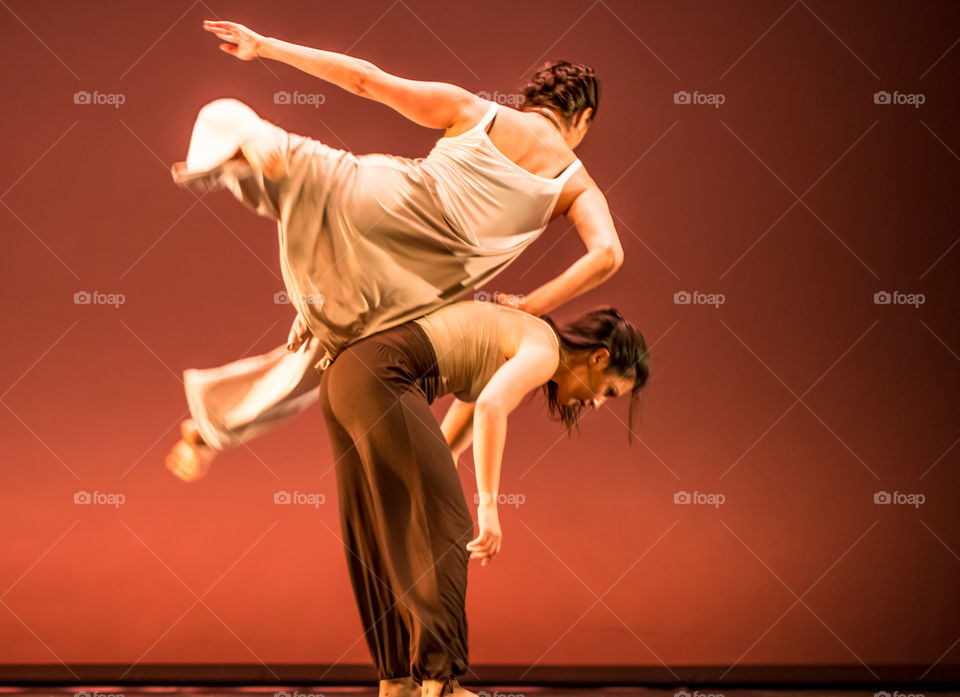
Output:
[198, 97, 259, 123]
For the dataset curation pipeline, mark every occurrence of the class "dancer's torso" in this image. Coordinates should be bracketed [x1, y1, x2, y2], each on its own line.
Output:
[273, 105, 582, 368]
[418, 101, 583, 251]
[413, 300, 559, 402]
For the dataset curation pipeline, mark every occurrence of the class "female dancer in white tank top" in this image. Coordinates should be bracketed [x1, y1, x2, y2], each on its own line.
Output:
[169, 300, 651, 697]
[167, 20, 625, 467]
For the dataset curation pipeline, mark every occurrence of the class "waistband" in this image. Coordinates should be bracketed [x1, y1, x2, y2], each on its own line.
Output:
[323, 321, 442, 404]
[390, 322, 441, 404]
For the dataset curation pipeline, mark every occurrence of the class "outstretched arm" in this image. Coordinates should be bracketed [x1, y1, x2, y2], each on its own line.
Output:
[204, 20, 476, 129]
[506, 177, 624, 317]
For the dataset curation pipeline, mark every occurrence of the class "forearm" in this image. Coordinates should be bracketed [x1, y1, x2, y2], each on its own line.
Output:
[448, 427, 474, 460]
[472, 402, 506, 503]
[258, 37, 374, 95]
[521, 247, 621, 316]
[441, 399, 475, 460]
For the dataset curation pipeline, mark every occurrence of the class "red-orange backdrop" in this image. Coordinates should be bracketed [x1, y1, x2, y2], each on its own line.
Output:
[1, 0, 958, 672]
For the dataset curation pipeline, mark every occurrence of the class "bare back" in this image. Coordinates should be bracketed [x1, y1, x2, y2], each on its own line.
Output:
[443, 104, 592, 221]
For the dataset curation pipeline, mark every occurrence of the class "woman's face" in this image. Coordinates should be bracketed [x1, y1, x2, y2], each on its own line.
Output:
[555, 348, 634, 410]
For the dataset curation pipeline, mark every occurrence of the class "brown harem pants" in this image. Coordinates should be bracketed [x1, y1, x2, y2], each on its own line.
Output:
[318, 322, 473, 692]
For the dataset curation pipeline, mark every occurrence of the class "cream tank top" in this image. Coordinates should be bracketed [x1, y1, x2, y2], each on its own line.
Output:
[413, 301, 560, 402]
[418, 101, 582, 250]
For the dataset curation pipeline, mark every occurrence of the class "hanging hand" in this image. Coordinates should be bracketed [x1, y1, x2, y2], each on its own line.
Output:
[466, 501, 502, 566]
[286, 312, 313, 352]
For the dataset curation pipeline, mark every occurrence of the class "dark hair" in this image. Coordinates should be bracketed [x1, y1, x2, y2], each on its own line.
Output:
[537, 308, 650, 445]
[519, 59, 600, 125]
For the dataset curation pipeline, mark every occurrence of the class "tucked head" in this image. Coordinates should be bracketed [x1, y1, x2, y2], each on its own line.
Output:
[519, 59, 600, 146]
[540, 308, 650, 444]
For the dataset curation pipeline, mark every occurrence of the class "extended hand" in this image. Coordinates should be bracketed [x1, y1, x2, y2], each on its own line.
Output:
[203, 20, 264, 60]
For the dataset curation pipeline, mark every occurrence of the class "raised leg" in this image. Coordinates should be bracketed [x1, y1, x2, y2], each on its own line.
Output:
[172, 97, 286, 189]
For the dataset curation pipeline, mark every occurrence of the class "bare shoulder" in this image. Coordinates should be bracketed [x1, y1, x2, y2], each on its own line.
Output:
[499, 307, 560, 363]
[551, 164, 599, 220]
[442, 97, 495, 137]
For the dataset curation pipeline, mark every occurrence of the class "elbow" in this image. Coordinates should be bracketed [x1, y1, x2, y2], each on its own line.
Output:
[352, 61, 380, 97]
[598, 245, 624, 276]
[474, 396, 507, 420]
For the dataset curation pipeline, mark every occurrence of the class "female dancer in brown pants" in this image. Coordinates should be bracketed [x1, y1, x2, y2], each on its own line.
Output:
[168, 300, 649, 696]
[310, 301, 647, 697]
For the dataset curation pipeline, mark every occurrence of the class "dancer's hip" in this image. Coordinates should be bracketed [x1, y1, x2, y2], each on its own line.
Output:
[329, 321, 441, 404]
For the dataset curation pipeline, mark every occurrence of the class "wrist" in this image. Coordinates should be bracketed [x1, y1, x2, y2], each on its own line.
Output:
[476, 491, 498, 506]
[256, 36, 277, 60]
[519, 297, 542, 315]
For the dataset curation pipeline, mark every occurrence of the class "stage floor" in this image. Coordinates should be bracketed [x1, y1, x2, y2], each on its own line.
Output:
[2, 688, 958, 697]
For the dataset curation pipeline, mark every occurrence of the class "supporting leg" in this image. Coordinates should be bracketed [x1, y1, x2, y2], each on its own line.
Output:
[379, 676, 421, 697]
[319, 340, 473, 689]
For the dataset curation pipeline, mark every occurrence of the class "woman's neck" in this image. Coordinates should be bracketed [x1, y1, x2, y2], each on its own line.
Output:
[549, 346, 576, 384]
[527, 106, 564, 132]
[523, 106, 581, 149]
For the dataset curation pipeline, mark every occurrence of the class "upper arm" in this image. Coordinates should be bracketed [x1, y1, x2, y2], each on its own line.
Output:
[475, 337, 560, 415]
[560, 176, 624, 267]
[356, 67, 478, 129]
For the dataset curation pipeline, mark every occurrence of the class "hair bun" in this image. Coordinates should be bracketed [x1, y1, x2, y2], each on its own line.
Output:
[519, 59, 600, 124]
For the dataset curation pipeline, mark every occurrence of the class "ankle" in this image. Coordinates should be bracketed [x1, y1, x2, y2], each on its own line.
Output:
[419, 679, 452, 697]
[379, 677, 419, 697]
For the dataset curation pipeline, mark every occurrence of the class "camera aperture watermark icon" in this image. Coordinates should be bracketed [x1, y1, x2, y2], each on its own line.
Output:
[873, 490, 925, 509]
[873, 91, 925, 108]
[675, 690, 726, 697]
[475, 290, 525, 304]
[274, 91, 326, 108]
[873, 290, 924, 308]
[73, 90, 126, 108]
[74, 490, 126, 508]
[475, 90, 523, 107]
[674, 90, 726, 109]
[674, 290, 725, 308]
[74, 290, 126, 308]
[674, 490, 726, 509]
[75, 692, 125, 697]
[274, 490, 325, 508]
[275, 290, 325, 307]
[474, 492, 526, 508]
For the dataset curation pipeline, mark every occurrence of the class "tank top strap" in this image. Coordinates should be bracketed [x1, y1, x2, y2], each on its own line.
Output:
[475, 101, 499, 132]
[554, 157, 583, 184]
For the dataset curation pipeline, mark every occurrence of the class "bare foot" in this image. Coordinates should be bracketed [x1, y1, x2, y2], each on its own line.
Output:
[170, 156, 253, 192]
[420, 680, 474, 697]
[380, 677, 421, 697]
[165, 419, 216, 482]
